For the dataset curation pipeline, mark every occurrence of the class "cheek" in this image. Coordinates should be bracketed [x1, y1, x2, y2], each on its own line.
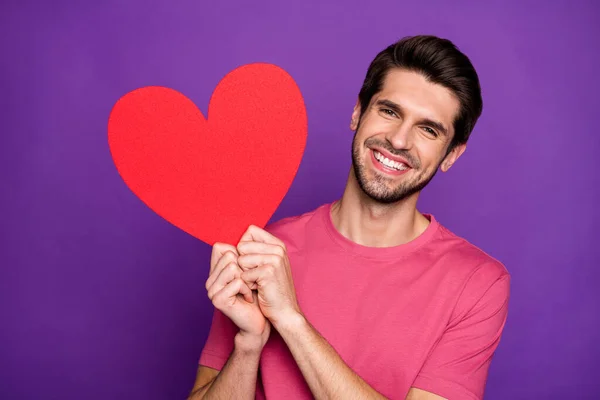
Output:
[414, 141, 446, 170]
[357, 113, 393, 134]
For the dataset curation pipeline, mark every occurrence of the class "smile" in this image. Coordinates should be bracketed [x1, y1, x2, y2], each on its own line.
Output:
[372, 150, 409, 171]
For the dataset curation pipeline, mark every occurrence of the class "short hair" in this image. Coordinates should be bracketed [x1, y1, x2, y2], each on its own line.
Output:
[357, 35, 483, 149]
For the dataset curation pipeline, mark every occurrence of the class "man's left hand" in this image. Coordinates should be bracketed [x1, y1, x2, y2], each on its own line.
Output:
[236, 225, 302, 328]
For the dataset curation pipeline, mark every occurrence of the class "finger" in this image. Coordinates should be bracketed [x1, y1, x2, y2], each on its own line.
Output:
[247, 280, 258, 290]
[241, 264, 274, 288]
[212, 278, 253, 308]
[205, 250, 238, 291]
[210, 243, 238, 274]
[237, 253, 280, 271]
[238, 278, 254, 303]
[237, 241, 285, 257]
[207, 262, 245, 300]
[239, 225, 284, 247]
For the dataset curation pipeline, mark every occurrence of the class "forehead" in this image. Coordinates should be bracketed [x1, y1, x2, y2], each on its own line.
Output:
[375, 68, 460, 134]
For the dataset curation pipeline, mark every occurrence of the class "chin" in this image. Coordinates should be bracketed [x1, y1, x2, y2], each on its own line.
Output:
[355, 175, 411, 204]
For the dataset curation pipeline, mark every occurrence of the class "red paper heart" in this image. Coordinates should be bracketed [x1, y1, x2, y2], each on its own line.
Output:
[108, 63, 307, 246]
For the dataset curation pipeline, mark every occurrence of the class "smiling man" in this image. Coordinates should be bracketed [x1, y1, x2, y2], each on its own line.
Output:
[189, 35, 510, 400]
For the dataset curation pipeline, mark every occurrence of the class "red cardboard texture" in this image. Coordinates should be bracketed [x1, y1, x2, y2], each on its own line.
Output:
[108, 63, 307, 246]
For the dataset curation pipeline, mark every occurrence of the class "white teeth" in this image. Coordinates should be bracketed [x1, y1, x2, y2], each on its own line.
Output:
[373, 151, 408, 171]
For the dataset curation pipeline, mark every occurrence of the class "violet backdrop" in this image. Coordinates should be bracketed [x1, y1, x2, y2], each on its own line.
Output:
[1, 0, 598, 399]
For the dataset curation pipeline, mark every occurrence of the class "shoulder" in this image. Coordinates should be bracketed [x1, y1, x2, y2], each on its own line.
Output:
[432, 222, 509, 281]
[264, 203, 329, 253]
[430, 221, 510, 319]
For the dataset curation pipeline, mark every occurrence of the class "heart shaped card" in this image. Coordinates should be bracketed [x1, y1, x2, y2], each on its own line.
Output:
[108, 63, 307, 245]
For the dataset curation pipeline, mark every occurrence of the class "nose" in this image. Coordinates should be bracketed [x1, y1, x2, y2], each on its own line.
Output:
[386, 121, 414, 150]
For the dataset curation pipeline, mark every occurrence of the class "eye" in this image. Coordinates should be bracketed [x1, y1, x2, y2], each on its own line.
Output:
[380, 108, 397, 118]
[421, 126, 438, 137]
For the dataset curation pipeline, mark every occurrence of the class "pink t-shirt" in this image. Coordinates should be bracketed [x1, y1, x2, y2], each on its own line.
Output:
[199, 203, 510, 399]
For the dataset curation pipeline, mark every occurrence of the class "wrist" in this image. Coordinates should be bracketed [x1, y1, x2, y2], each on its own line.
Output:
[234, 331, 266, 355]
[272, 310, 307, 335]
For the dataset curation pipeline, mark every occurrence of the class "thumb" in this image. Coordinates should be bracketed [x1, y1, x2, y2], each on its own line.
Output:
[239, 225, 281, 246]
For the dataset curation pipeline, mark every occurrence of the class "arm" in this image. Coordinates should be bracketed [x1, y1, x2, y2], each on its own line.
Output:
[274, 272, 510, 400]
[189, 242, 271, 399]
[188, 334, 263, 400]
[188, 366, 218, 399]
[275, 311, 386, 399]
[275, 313, 445, 400]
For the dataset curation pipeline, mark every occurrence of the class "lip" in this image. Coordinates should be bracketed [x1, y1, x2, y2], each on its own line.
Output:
[370, 147, 413, 169]
[369, 149, 411, 176]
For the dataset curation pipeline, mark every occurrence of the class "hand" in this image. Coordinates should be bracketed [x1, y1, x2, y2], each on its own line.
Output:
[236, 225, 302, 329]
[206, 242, 270, 349]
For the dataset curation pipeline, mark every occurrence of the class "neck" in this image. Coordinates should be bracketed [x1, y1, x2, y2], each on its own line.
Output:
[330, 170, 430, 248]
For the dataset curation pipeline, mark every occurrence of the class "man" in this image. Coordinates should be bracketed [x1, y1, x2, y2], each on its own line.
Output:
[188, 35, 510, 399]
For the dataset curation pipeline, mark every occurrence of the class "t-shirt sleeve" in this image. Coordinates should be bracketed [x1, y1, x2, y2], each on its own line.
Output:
[412, 268, 511, 400]
[198, 308, 238, 370]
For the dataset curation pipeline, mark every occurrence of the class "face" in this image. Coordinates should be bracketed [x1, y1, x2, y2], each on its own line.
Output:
[350, 69, 466, 204]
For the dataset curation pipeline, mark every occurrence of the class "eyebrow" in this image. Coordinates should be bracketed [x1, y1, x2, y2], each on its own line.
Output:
[374, 99, 449, 137]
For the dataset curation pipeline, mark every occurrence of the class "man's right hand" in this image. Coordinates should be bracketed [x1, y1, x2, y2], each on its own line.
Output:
[206, 243, 271, 350]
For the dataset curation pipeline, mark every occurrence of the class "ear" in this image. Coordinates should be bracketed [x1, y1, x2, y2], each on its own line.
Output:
[350, 99, 361, 131]
[440, 143, 466, 172]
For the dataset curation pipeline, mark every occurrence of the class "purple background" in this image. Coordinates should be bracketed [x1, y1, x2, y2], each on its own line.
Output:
[1, 1, 598, 399]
